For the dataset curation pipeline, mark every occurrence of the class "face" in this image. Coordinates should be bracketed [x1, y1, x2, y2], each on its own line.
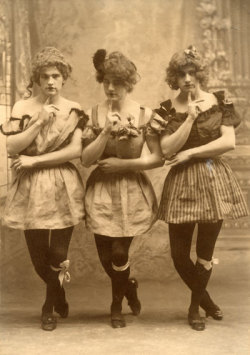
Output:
[103, 75, 128, 103]
[39, 66, 64, 97]
[177, 65, 200, 93]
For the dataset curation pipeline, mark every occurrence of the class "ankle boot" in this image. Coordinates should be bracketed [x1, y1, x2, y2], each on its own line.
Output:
[125, 278, 141, 316]
[200, 291, 223, 320]
[54, 286, 69, 318]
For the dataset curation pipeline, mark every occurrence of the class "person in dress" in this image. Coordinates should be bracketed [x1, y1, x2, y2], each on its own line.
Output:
[0, 47, 88, 331]
[81, 49, 164, 328]
[157, 46, 249, 331]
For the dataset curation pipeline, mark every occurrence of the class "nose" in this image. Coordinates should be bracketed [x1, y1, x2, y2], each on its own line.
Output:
[48, 76, 54, 85]
[184, 73, 191, 82]
[108, 82, 115, 91]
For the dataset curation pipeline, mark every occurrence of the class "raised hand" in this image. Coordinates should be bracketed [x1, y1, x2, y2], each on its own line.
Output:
[38, 96, 59, 126]
[103, 102, 121, 133]
[187, 92, 203, 121]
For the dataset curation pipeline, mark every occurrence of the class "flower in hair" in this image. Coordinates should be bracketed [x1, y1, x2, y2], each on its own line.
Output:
[93, 49, 107, 71]
[184, 45, 198, 60]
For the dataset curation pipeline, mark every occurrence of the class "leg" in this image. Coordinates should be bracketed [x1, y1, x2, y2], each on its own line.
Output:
[169, 223, 196, 289]
[48, 226, 73, 318]
[110, 237, 133, 328]
[94, 234, 113, 278]
[24, 229, 57, 330]
[169, 223, 220, 312]
[193, 220, 223, 320]
[169, 223, 206, 330]
[24, 229, 50, 283]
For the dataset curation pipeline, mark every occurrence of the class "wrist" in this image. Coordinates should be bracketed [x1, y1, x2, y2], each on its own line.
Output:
[100, 127, 111, 137]
[32, 156, 41, 167]
[188, 148, 197, 158]
[34, 119, 44, 128]
[186, 115, 196, 123]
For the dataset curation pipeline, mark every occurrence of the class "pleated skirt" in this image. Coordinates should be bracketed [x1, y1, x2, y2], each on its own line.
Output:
[84, 167, 158, 237]
[158, 157, 249, 223]
[2, 163, 85, 230]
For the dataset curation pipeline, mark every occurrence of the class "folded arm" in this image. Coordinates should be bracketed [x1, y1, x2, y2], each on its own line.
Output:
[160, 115, 195, 158]
[11, 128, 83, 170]
[165, 125, 235, 167]
[97, 134, 164, 173]
[7, 101, 56, 156]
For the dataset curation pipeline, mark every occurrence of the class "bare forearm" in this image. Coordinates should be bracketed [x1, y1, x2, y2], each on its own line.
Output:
[33, 145, 82, 167]
[118, 154, 164, 172]
[161, 116, 194, 158]
[7, 121, 42, 155]
[81, 130, 110, 167]
[189, 136, 235, 159]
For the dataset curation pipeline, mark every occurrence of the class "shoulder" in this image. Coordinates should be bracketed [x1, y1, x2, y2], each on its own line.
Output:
[11, 98, 33, 117]
[62, 97, 82, 110]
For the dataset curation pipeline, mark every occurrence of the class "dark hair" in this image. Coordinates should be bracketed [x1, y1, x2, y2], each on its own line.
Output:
[93, 49, 139, 93]
[166, 46, 209, 90]
[25, 47, 72, 97]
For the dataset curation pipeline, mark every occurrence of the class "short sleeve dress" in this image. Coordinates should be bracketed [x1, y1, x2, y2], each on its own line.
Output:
[82, 105, 166, 237]
[0, 108, 87, 230]
[157, 91, 249, 223]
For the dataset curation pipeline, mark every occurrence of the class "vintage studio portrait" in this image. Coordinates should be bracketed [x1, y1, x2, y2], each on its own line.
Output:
[0, 0, 249, 354]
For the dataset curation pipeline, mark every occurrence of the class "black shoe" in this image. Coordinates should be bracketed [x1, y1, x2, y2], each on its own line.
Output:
[125, 278, 141, 316]
[188, 311, 205, 331]
[111, 312, 126, 328]
[200, 292, 223, 320]
[110, 302, 126, 328]
[205, 305, 223, 320]
[41, 313, 57, 331]
[54, 301, 69, 318]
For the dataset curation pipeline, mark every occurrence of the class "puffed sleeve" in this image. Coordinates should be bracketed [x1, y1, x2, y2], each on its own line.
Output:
[145, 111, 169, 136]
[150, 99, 185, 136]
[214, 91, 241, 128]
[0, 115, 31, 136]
[70, 108, 89, 130]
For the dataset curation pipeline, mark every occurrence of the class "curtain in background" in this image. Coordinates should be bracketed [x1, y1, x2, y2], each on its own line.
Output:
[1, 0, 249, 287]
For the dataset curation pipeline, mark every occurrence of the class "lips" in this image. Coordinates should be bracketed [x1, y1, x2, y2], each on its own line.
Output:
[184, 85, 194, 88]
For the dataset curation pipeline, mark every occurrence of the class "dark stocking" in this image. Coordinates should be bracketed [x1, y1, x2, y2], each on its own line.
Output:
[25, 227, 73, 314]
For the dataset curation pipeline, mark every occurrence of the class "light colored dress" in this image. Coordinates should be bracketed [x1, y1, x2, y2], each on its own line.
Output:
[82, 105, 165, 237]
[156, 91, 249, 223]
[0, 108, 87, 230]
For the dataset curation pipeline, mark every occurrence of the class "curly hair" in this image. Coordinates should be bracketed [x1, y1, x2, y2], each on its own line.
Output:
[25, 47, 72, 97]
[166, 46, 209, 90]
[93, 49, 139, 93]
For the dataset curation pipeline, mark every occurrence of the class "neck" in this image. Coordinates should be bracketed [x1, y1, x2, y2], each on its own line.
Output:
[107, 97, 128, 112]
[38, 93, 61, 105]
[179, 87, 203, 102]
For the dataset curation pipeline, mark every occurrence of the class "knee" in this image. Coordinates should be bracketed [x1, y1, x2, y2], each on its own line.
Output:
[196, 257, 217, 273]
[50, 247, 68, 267]
[112, 249, 129, 267]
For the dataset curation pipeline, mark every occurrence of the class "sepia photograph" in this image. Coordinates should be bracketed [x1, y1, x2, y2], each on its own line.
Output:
[0, 0, 249, 354]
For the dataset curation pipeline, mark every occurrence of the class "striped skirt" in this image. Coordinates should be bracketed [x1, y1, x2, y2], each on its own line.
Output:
[158, 157, 249, 223]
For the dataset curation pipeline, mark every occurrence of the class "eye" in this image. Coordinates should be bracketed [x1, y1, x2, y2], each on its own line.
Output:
[113, 80, 123, 86]
[178, 71, 185, 78]
[189, 71, 196, 76]
[103, 79, 109, 85]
